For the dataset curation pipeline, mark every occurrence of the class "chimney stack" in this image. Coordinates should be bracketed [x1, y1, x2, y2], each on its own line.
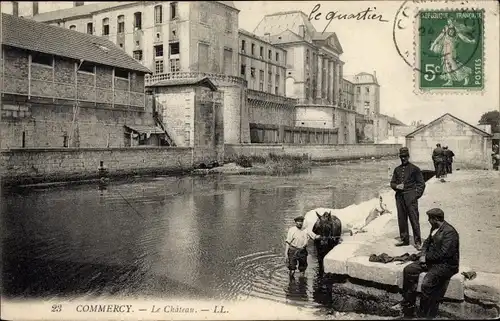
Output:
[299, 25, 306, 38]
[12, 1, 19, 16]
[32, 2, 39, 15]
[264, 32, 270, 42]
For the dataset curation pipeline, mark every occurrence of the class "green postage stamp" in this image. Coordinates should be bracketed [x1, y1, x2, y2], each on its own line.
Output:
[417, 10, 484, 92]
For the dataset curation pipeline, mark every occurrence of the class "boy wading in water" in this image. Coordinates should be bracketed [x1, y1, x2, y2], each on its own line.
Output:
[285, 216, 320, 278]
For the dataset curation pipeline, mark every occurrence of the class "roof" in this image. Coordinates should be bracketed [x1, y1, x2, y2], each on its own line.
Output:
[312, 31, 343, 54]
[31, 1, 238, 23]
[406, 113, 493, 138]
[253, 11, 317, 39]
[124, 124, 165, 135]
[31, 2, 127, 22]
[383, 115, 407, 126]
[147, 77, 218, 91]
[239, 28, 274, 45]
[1, 13, 151, 74]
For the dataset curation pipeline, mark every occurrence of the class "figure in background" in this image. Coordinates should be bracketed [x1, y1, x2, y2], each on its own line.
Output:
[443, 146, 455, 174]
[432, 144, 444, 178]
[492, 144, 499, 171]
[285, 216, 320, 278]
[395, 208, 460, 319]
[390, 147, 426, 250]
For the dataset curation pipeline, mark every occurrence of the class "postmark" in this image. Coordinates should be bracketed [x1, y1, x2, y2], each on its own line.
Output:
[392, 0, 486, 95]
[416, 9, 484, 92]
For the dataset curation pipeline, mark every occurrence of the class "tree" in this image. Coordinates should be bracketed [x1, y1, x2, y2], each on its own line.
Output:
[479, 110, 500, 133]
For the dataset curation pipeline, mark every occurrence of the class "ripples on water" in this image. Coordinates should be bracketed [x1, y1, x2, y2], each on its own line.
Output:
[1, 160, 400, 316]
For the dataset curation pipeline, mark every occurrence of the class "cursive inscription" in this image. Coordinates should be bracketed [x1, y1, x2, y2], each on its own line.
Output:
[309, 4, 390, 34]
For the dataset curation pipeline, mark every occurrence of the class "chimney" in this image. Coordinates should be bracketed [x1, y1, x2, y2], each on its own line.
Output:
[264, 32, 270, 42]
[373, 70, 377, 77]
[299, 25, 306, 38]
[32, 2, 39, 15]
[12, 1, 19, 16]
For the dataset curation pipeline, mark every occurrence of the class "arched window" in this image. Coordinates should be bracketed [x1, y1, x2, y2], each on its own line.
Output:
[133, 12, 142, 30]
[69, 25, 76, 30]
[102, 18, 109, 35]
[117, 15, 124, 33]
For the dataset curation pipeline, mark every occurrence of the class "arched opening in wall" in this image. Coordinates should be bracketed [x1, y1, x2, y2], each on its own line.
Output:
[285, 77, 295, 98]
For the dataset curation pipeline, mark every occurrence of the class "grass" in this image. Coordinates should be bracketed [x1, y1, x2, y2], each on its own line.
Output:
[227, 153, 311, 175]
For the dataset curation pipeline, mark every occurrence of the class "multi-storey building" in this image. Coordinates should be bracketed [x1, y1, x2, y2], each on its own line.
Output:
[238, 29, 286, 96]
[0, 13, 160, 149]
[341, 78, 355, 110]
[347, 72, 381, 116]
[29, 1, 240, 76]
[252, 11, 356, 144]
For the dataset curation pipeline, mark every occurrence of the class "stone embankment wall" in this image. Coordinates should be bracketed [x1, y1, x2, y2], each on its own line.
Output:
[0, 147, 194, 186]
[225, 143, 401, 161]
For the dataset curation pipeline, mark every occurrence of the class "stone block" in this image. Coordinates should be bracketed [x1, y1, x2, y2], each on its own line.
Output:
[347, 255, 403, 286]
[416, 271, 465, 300]
[324, 242, 364, 275]
[464, 271, 500, 304]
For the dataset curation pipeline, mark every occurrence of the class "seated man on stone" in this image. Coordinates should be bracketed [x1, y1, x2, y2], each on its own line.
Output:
[395, 208, 460, 318]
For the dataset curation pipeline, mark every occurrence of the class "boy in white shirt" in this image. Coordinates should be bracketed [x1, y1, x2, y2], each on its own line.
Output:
[285, 216, 320, 278]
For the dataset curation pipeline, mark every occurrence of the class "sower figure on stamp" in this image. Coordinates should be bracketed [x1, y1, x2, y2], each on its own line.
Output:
[432, 144, 444, 178]
[443, 146, 455, 174]
[285, 216, 320, 278]
[391, 147, 426, 250]
[395, 208, 460, 319]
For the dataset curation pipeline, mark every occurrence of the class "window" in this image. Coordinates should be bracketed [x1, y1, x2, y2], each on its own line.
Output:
[268, 49, 272, 59]
[225, 11, 232, 31]
[259, 83, 264, 91]
[133, 50, 143, 61]
[275, 86, 278, 95]
[306, 49, 310, 64]
[241, 40, 246, 52]
[134, 12, 142, 30]
[102, 18, 109, 35]
[267, 71, 272, 92]
[364, 101, 370, 107]
[154, 45, 164, 57]
[86, 22, 93, 35]
[79, 61, 95, 73]
[275, 74, 280, 85]
[170, 2, 178, 20]
[366, 86, 370, 93]
[251, 43, 255, 55]
[169, 42, 179, 55]
[117, 15, 124, 33]
[356, 86, 361, 94]
[115, 68, 129, 79]
[170, 58, 180, 72]
[69, 25, 76, 30]
[250, 67, 255, 78]
[31, 52, 53, 66]
[240, 64, 246, 76]
[155, 60, 164, 74]
[275, 52, 279, 62]
[259, 46, 263, 57]
[259, 70, 264, 82]
[154, 5, 163, 24]
[199, 6, 208, 24]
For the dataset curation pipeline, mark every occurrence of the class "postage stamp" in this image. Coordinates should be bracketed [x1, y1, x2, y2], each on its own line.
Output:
[415, 9, 485, 93]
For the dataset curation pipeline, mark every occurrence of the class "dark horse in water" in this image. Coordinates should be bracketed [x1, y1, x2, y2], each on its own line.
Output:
[312, 211, 342, 274]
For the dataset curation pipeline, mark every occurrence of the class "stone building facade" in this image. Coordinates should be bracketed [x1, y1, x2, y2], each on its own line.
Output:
[341, 78, 355, 110]
[148, 78, 224, 165]
[346, 72, 381, 116]
[0, 12, 161, 149]
[252, 10, 356, 144]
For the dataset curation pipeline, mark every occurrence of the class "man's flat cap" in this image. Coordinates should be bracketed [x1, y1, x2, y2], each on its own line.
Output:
[426, 208, 444, 218]
[294, 216, 305, 222]
[399, 147, 410, 156]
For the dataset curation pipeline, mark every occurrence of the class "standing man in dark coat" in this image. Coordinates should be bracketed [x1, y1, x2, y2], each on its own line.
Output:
[391, 147, 426, 249]
[432, 144, 445, 178]
[443, 146, 455, 174]
[396, 208, 460, 318]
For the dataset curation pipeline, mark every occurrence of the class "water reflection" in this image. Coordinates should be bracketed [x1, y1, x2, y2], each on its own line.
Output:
[2, 160, 399, 311]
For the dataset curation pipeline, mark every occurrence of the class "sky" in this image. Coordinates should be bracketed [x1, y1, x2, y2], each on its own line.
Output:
[3, 1, 498, 125]
[235, 0, 499, 125]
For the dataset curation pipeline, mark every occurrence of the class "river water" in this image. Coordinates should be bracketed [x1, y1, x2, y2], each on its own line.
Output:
[1, 159, 396, 317]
